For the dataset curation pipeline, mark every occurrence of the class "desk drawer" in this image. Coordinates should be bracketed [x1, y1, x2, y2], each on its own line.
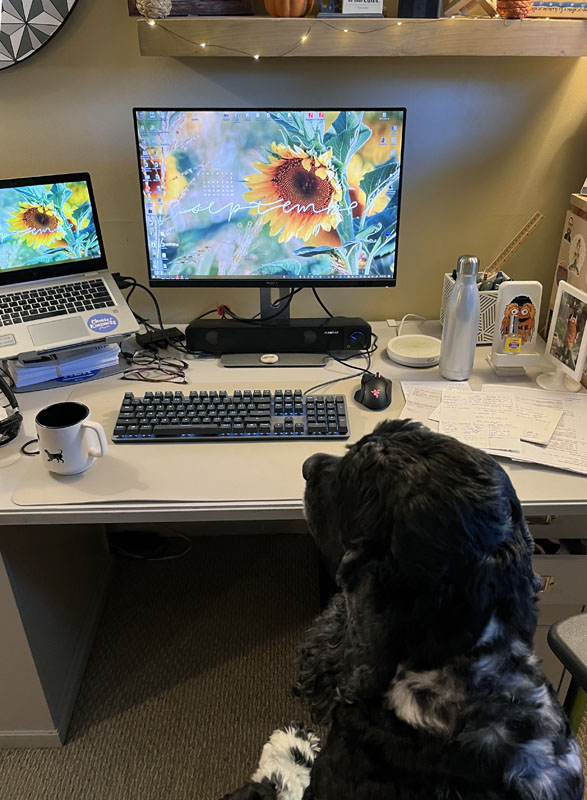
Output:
[533, 555, 587, 605]
[527, 515, 587, 539]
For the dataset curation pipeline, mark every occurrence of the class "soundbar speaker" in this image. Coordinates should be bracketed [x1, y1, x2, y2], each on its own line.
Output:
[185, 316, 372, 355]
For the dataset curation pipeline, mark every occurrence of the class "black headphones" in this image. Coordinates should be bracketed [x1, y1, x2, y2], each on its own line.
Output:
[0, 375, 23, 447]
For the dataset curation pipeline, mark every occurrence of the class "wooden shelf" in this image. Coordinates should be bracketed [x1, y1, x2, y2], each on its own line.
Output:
[137, 16, 587, 58]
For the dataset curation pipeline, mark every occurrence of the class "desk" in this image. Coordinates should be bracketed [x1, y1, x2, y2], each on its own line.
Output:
[1, 321, 586, 747]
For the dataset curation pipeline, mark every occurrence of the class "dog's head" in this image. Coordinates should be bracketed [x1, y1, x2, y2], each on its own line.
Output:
[299, 419, 540, 722]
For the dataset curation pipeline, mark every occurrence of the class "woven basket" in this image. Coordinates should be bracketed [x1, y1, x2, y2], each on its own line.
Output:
[496, 0, 533, 18]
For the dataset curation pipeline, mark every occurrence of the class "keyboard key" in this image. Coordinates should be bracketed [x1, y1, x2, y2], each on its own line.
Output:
[20, 310, 65, 322]
[153, 424, 219, 436]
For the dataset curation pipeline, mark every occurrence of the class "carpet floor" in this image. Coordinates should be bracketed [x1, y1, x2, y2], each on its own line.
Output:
[0, 533, 320, 800]
[0, 533, 585, 800]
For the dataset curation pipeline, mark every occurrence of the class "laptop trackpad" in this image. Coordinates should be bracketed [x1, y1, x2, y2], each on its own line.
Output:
[28, 317, 90, 347]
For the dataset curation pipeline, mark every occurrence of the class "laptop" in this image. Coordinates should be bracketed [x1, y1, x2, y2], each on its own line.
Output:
[0, 172, 138, 360]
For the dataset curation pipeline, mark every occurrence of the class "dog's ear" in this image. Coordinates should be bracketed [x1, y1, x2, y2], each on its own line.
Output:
[295, 592, 348, 724]
[460, 477, 539, 645]
[296, 544, 397, 723]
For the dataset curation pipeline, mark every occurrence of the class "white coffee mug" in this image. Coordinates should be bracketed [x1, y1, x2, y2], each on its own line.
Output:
[35, 401, 108, 475]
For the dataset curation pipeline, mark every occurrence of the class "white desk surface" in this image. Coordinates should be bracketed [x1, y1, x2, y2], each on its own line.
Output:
[1, 321, 586, 525]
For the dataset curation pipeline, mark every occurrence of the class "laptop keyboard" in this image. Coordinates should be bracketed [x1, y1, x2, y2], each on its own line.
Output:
[0, 279, 114, 327]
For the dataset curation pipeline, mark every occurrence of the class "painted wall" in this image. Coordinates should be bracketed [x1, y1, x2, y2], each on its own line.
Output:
[2, 0, 586, 325]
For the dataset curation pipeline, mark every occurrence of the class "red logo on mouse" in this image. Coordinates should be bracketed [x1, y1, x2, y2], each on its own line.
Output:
[371, 389, 381, 398]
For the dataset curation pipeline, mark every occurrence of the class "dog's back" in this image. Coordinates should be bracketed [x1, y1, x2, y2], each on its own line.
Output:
[299, 420, 584, 800]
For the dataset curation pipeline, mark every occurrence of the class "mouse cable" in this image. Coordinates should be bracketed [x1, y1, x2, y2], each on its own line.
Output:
[303, 333, 379, 396]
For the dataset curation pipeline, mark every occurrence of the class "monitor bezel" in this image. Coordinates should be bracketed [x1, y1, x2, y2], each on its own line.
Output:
[133, 107, 406, 289]
[0, 172, 108, 288]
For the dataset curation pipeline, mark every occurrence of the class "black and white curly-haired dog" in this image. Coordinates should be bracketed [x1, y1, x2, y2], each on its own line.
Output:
[296, 419, 583, 800]
[221, 419, 583, 800]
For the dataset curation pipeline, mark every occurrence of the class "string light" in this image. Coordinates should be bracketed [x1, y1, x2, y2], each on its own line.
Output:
[150, 14, 529, 60]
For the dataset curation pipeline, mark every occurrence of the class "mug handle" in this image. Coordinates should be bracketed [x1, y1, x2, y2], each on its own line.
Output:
[82, 420, 108, 459]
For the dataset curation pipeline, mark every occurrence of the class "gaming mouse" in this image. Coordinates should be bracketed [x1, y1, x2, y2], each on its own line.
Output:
[354, 372, 392, 411]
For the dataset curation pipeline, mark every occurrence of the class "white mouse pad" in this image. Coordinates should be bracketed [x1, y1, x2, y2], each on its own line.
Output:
[12, 381, 371, 507]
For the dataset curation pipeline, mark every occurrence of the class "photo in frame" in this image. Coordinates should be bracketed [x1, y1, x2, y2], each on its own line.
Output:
[545, 281, 587, 382]
[547, 193, 587, 388]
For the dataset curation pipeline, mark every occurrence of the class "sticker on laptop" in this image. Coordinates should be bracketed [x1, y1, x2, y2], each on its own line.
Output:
[87, 314, 119, 333]
[0, 334, 17, 348]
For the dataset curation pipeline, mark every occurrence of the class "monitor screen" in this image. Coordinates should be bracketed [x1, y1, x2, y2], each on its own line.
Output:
[134, 108, 405, 287]
[0, 176, 103, 282]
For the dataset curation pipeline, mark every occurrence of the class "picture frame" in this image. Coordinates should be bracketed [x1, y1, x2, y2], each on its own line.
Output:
[545, 280, 587, 382]
[342, 0, 384, 15]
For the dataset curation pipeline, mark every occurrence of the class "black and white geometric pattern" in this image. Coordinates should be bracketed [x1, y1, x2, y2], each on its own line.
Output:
[0, 0, 78, 71]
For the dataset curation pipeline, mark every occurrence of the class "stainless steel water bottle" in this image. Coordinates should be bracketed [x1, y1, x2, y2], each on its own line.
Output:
[439, 255, 480, 381]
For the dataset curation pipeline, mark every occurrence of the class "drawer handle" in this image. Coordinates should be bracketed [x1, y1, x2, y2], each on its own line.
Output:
[538, 575, 555, 592]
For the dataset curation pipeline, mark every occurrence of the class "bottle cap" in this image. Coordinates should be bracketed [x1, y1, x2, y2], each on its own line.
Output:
[456, 255, 479, 276]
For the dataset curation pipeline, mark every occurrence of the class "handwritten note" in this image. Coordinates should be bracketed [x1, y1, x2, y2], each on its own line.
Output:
[481, 385, 587, 475]
[439, 419, 521, 453]
[435, 391, 562, 446]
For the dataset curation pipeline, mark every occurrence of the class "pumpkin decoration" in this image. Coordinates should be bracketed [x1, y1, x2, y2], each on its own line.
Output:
[496, 0, 533, 18]
[264, 0, 314, 17]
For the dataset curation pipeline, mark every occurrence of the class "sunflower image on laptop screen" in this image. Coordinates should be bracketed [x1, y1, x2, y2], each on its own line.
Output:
[0, 181, 101, 272]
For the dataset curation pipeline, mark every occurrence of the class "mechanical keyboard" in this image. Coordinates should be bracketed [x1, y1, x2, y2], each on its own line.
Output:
[112, 389, 350, 442]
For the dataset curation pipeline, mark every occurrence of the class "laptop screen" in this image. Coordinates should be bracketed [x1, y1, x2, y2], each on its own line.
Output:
[0, 174, 106, 286]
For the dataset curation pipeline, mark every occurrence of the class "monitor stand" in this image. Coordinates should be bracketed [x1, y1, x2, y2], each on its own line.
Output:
[220, 288, 331, 368]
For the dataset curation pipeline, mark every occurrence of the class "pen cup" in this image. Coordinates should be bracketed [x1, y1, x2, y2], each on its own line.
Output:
[35, 401, 107, 475]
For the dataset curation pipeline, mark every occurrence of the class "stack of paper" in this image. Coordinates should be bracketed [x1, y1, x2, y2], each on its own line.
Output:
[4, 343, 121, 389]
[399, 382, 586, 475]
[482, 385, 587, 475]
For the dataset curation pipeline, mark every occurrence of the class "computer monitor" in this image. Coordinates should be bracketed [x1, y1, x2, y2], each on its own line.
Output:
[133, 108, 406, 291]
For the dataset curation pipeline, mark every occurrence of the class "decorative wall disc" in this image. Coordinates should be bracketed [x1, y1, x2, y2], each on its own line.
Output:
[0, 0, 79, 71]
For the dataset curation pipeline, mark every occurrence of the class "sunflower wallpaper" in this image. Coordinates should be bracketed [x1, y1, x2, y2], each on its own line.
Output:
[136, 109, 404, 282]
[0, 181, 100, 275]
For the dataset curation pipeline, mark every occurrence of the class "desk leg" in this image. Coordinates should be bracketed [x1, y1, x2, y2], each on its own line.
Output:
[0, 524, 111, 748]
